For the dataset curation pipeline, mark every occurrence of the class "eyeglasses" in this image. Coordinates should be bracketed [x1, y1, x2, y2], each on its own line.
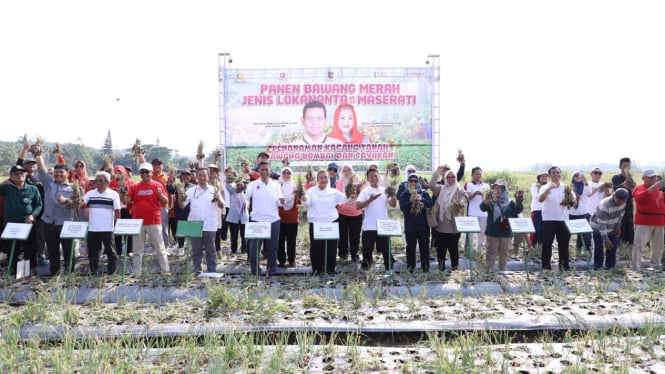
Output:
[407, 170, 416, 173]
[592, 172, 602, 175]
[75, 165, 84, 169]
[95, 179, 108, 183]
[282, 171, 291, 175]
[445, 176, 456, 179]
[409, 180, 418, 183]
[139, 170, 151, 174]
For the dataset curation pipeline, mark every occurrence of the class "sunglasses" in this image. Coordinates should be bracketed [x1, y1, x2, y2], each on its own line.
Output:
[139, 170, 151, 174]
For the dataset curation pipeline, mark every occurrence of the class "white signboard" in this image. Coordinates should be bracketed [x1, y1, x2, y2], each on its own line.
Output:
[1, 222, 32, 240]
[245, 222, 272, 239]
[313, 222, 340, 240]
[114, 219, 143, 236]
[60, 221, 89, 239]
[566, 218, 592, 234]
[508, 217, 535, 234]
[377, 219, 402, 237]
[453, 216, 481, 233]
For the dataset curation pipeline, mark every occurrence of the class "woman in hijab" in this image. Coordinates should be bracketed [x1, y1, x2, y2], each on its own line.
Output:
[278, 167, 300, 267]
[429, 169, 468, 271]
[480, 179, 523, 271]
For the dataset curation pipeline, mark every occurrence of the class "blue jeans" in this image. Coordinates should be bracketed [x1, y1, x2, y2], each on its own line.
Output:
[593, 231, 618, 269]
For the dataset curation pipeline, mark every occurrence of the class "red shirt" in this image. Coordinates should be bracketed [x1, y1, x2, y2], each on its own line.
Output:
[633, 183, 665, 226]
[279, 197, 301, 223]
[127, 181, 163, 225]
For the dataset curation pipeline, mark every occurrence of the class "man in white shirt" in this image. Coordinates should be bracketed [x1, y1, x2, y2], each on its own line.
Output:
[179, 168, 226, 274]
[356, 168, 397, 270]
[244, 161, 285, 275]
[83, 171, 121, 275]
[538, 166, 576, 271]
[464, 166, 489, 252]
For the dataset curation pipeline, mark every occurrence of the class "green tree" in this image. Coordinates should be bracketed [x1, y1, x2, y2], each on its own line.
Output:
[102, 130, 113, 157]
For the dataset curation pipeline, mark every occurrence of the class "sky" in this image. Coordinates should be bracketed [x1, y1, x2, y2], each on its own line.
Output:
[1, 1, 664, 171]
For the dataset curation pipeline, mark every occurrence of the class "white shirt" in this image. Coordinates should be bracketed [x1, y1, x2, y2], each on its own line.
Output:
[244, 178, 283, 222]
[539, 183, 570, 221]
[530, 183, 545, 212]
[586, 181, 607, 214]
[84, 188, 121, 232]
[357, 185, 391, 231]
[569, 184, 591, 216]
[465, 181, 489, 217]
[303, 186, 347, 222]
[183, 184, 224, 232]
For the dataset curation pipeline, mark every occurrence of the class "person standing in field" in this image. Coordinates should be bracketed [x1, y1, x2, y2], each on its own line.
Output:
[178, 168, 226, 274]
[464, 166, 489, 252]
[429, 169, 468, 271]
[83, 171, 121, 275]
[399, 173, 433, 273]
[631, 168, 665, 271]
[357, 168, 398, 271]
[538, 166, 576, 271]
[244, 161, 284, 276]
[121, 162, 171, 275]
[529, 171, 548, 247]
[612, 157, 635, 245]
[302, 169, 347, 275]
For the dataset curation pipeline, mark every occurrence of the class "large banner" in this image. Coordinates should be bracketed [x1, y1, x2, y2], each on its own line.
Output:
[222, 67, 434, 171]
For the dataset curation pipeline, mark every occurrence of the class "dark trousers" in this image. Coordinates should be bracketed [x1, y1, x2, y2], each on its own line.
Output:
[541, 220, 571, 270]
[88, 231, 117, 274]
[593, 231, 618, 269]
[309, 223, 338, 274]
[406, 230, 430, 272]
[530, 210, 543, 245]
[228, 221, 246, 253]
[168, 216, 178, 245]
[220, 207, 230, 240]
[619, 209, 634, 245]
[279, 222, 298, 264]
[248, 220, 280, 275]
[43, 221, 74, 275]
[435, 231, 460, 270]
[115, 208, 133, 255]
[361, 230, 392, 270]
[337, 214, 362, 260]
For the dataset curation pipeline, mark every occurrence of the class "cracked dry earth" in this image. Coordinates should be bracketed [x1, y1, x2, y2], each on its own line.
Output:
[2, 245, 665, 372]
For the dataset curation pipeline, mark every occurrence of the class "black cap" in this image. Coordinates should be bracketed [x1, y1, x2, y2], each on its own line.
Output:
[124, 165, 133, 173]
[24, 158, 37, 164]
[257, 152, 270, 159]
[10, 165, 26, 174]
[151, 158, 164, 165]
[180, 169, 191, 175]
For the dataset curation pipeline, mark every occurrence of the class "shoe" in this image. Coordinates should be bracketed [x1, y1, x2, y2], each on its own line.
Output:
[351, 256, 359, 264]
[38, 257, 50, 267]
[277, 262, 287, 268]
[288, 261, 295, 268]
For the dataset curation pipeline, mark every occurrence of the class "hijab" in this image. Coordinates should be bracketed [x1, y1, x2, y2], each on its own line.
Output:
[438, 170, 460, 221]
[571, 170, 585, 196]
[492, 186, 510, 223]
[279, 167, 295, 211]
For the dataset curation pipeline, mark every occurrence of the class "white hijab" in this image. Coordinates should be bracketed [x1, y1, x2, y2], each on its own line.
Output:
[438, 170, 460, 221]
[279, 167, 295, 210]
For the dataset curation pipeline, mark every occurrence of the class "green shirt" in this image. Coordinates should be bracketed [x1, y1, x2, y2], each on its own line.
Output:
[0, 182, 43, 224]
